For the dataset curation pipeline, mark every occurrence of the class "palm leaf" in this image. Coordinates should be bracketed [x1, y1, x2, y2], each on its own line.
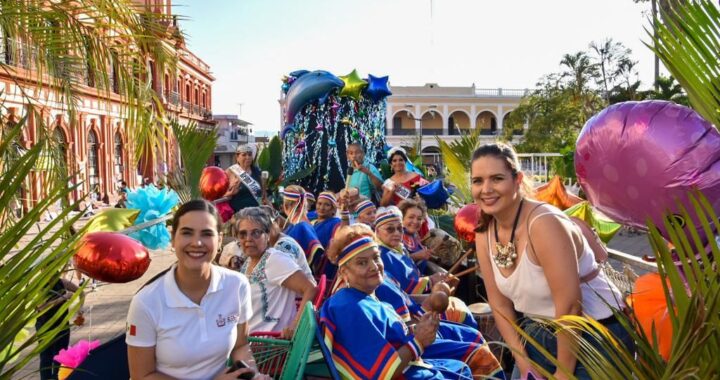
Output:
[646, 1, 720, 127]
[0, 123, 86, 377]
[167, 120, 217, 202]
[436, 137, 472, 205]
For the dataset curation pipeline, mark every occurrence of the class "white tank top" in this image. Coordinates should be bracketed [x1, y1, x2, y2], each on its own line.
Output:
[488, 210, 624, 320]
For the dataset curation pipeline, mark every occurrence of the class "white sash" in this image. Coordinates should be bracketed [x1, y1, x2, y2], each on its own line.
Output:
[383, 179, 412, 200]
[229, 164, 262, 205]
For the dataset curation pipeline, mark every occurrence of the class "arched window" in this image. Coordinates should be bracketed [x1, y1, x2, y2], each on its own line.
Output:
[53, 127, 67, 160]
[88, 130, 100, 191]
[114, 132, 124, 181]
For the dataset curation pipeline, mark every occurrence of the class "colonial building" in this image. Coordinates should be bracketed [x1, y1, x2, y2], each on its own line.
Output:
[0, 0, 214, 209]
[212, 114, 254, 169]
[386, 83, 526, 167]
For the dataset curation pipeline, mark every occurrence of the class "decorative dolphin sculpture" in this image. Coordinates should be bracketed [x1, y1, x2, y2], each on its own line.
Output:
[282, 70, 344, 137]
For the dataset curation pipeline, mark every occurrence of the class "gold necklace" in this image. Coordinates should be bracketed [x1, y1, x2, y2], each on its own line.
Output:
[493, 199, 524, 269]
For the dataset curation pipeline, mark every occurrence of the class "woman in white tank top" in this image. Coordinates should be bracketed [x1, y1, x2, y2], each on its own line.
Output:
[470, 143, 632, 380]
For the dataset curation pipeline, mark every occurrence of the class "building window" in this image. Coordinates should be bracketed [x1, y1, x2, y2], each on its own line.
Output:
[114, 132, 124, 181]
[54, 127, 67, 160]
[88, 130, 100, 191]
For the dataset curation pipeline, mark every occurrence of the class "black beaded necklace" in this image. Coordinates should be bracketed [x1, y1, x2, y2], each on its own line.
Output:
[493, 199, 524, 269]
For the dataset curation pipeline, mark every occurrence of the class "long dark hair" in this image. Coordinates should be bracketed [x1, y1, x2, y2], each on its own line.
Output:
[471, 143, 533, 233]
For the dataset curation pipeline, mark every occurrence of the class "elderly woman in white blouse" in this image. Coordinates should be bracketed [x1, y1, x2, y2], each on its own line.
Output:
[234, 207, 317, 339]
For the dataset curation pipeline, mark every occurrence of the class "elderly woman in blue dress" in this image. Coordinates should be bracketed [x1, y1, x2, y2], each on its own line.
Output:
[320, 224, 473, 379]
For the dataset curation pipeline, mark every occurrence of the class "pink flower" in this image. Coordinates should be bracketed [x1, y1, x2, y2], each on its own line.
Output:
[53, 339, 101, 368]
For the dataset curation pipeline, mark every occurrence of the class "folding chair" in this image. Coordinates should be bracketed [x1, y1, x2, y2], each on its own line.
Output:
[249, 302, 317, 379]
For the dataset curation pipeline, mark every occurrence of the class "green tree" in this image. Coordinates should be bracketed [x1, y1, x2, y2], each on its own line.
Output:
[646, 75, 690, 106]
[589, 38, 633, 103]
[502, 74, 604, 153]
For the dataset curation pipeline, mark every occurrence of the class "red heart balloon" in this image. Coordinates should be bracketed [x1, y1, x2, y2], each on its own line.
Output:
[73, 232, 151, 283]
[454, 204, 480, 243]
[215, 201, 234, 223]
[200, 166, 229, 201]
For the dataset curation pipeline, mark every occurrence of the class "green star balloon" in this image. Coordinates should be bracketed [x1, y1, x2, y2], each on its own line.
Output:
[339, 69, 368, 100]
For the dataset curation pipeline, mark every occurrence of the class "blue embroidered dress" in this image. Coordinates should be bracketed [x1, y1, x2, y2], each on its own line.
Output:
[319, 287, 472, 379]
[312, 216, 342, 278]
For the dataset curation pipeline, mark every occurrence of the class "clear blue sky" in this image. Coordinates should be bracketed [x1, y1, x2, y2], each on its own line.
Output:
[176, 0, 660, 134]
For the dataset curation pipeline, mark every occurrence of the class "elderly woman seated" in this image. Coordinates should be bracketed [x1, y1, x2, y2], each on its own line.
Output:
[375, 206, 478, 328]
[319, 224, 474, 379]
[234, 207, 317, 339]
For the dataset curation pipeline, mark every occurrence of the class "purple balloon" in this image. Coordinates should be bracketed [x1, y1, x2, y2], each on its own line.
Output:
[575, 100, 720, 242]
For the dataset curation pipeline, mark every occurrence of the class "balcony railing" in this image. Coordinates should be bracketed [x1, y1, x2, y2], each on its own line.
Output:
[182, 101, 191, 111]
[168, 91, 180, 105]
[391, 128, 418, 136]
[474, 88, 529, 97]
[192, 104, 200, 115]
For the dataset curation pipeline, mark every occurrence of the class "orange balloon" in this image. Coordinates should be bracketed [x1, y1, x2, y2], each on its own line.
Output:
[628, 273, 674, 360]
[74, 232, 151, 283]
[200, 166, 229, 201]
[454, 204, 480, 243]
[534, 175, 583, 210]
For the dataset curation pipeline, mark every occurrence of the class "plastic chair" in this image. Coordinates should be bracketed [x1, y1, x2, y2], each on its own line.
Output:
[249, 302, 317, 379]
[313, 274, 326, 309]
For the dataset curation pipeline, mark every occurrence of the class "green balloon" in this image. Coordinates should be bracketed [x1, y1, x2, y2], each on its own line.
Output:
[339, 69, 368, 100]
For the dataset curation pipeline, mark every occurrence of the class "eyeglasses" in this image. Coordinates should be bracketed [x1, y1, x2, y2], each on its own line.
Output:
[381, 225, 403, 234]
[237, 229, 265, 240]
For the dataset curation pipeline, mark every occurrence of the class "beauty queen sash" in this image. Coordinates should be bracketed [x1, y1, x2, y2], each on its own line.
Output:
[229, 164, 262, 205]
[384, 179, 412, 200]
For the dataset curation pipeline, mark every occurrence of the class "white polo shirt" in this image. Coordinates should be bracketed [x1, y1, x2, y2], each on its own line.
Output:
[126, 265, 252, 380]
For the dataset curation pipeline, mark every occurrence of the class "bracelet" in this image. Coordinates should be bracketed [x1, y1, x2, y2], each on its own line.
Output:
[405, 336, 424, 361]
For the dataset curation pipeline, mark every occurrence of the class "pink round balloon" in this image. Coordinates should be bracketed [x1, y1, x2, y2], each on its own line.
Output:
[575, 100, 720, 242]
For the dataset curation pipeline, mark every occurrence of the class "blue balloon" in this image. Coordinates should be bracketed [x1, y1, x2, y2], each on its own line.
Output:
[364, 74, 392, 102]
[289, 69, 310, 79]
[283, 70, 344, 133]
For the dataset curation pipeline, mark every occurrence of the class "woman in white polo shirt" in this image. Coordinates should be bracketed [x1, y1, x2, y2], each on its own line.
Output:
[235, 207, 317, 339]
[126, 199, 270, 380]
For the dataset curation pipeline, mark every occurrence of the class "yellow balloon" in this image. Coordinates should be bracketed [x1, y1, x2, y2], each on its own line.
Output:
[339, 69, 368, 100]
[85, 208, 141, 233]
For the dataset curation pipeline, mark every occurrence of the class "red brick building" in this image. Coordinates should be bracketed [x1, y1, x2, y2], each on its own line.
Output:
[0, 0, 214, 209]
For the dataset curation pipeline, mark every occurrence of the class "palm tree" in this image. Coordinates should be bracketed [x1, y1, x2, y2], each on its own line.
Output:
[646, 76, 690, 106]
[589, 38, 632, 103]
[559, 52, 599, 99]
[0, 1, 178, 376]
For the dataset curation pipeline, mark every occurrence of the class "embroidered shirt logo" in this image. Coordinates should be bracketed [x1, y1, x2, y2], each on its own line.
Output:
[216, 314, 226, 327]
[127, 323, 137, 336]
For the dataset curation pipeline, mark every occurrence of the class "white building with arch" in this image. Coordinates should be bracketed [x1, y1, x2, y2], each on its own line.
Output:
[386, 83, 528, 167]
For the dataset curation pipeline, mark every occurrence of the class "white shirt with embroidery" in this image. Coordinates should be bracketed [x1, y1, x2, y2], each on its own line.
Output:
[241, 248, 302, 333]
[126, 265, 252, 380]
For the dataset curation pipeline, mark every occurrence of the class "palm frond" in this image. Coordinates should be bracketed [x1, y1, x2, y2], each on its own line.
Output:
[0, 122, 86, 377]
[167, 120, 217, 202]
[646, 0, 720, 126]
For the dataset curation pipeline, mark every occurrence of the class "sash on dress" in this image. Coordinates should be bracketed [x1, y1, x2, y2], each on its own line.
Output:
[230, 164, 262, 205]
[384, 179, 412, 200]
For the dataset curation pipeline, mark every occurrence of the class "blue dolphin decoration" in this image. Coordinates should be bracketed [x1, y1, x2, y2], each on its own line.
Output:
[283, 70, 344, 137]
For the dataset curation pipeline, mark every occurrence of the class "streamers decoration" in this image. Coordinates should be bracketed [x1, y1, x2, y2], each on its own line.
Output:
[282, 69, 388, 195]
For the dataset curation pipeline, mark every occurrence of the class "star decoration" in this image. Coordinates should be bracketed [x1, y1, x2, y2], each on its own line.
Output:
[339, 69, 368, 100]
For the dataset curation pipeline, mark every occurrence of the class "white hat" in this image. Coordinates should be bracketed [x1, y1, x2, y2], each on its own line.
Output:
[236, 143, 257, 158]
